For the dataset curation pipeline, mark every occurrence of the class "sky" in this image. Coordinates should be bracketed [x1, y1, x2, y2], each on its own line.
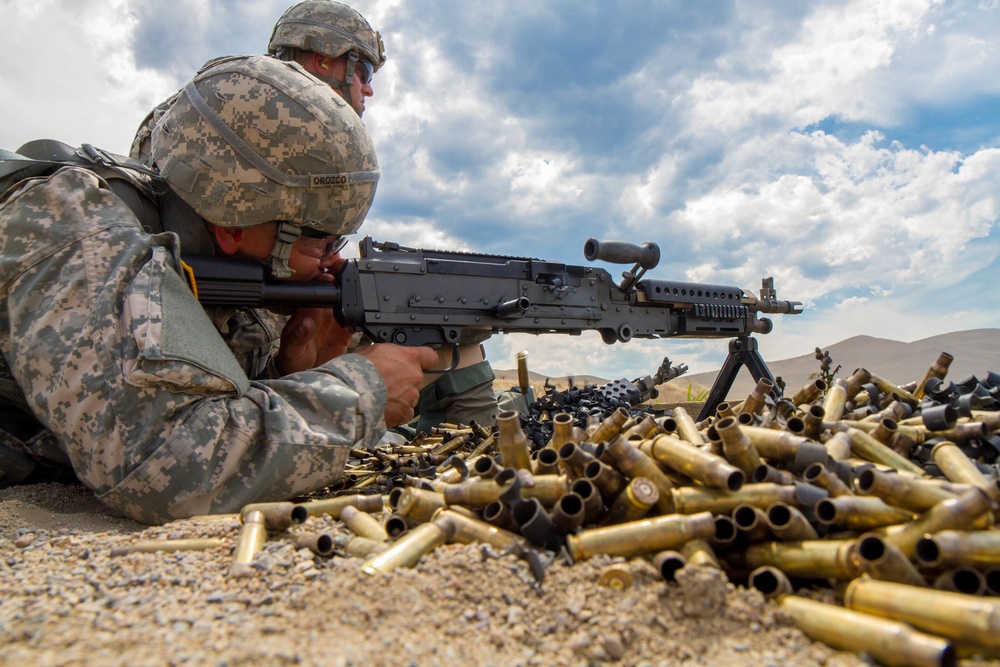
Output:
[2, 0, 998, 385]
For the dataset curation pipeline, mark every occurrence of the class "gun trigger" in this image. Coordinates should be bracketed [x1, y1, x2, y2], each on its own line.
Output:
[424, 344, 460, 375]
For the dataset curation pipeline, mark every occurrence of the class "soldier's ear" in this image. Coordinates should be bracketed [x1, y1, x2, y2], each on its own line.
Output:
[211, 225, 243, 255]
[313, 53, 333, 72]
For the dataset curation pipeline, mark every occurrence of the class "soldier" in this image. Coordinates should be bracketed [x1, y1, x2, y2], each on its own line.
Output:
[130, 1, 385, 164]
[132, 1, 500, 434]
[267, 0, 385, 117]
[0, 55, 437, 523]
[271, 2, 501, 435]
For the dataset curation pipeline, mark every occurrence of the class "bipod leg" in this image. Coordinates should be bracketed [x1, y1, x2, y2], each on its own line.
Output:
[696, 337, 776, 422]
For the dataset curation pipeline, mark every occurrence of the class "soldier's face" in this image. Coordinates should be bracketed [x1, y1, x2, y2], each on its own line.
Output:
[309, 54, 374, 116]
[348, 63, 374, 116]
[228, 223, 344, 282]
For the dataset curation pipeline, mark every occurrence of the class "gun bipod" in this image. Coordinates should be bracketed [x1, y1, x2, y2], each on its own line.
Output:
[697, 336, 777, 421]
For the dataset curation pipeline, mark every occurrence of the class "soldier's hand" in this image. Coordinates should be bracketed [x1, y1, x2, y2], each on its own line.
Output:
[356, 344, 439, 427]
[277, 308, 355, 374]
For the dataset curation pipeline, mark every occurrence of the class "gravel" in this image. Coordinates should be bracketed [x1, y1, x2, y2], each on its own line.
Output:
[0, 481, 995, 667]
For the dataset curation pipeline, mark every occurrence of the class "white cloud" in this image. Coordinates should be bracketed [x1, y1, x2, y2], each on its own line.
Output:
[2, 0, 997, 385]
[0, 0, 179, 152]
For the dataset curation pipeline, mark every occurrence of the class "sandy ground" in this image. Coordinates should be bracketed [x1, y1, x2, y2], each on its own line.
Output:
[1, 479, 997, 667]
[3, 344, 999, 667]
[0, 481, 847, 667]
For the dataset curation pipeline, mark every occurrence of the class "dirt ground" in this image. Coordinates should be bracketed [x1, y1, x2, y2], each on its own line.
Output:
[0, 480, 995, 667]
[0, 481, 831, 667]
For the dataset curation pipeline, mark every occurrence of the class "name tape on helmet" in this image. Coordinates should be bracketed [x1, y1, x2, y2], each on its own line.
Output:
[310, 171, 379, 188]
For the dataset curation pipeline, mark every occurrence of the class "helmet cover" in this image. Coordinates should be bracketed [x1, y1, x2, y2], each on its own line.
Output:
[268, 1, 386, 70]
[150, 55, 379, 238]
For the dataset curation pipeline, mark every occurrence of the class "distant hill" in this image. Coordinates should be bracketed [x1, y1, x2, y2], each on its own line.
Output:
[494, 328, 999, 404]
[492, 370, 609, 394]
[682, 328, 1000, 401]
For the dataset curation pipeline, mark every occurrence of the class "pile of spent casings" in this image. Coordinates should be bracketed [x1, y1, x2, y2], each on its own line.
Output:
[116, 352, 1000, 666]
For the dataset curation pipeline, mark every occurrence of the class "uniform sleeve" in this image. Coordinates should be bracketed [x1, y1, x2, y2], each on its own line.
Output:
[0, 167, 387, 523]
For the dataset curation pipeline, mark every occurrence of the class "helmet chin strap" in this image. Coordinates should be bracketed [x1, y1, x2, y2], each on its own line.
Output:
[269, 221, 301, 279]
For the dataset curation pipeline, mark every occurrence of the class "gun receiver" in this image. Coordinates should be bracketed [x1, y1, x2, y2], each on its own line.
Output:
[184, 236, 803, 418]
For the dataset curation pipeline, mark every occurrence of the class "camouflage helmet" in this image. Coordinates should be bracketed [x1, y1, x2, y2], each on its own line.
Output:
[267, 1, 386, 71]
[150, 55, 379, 277]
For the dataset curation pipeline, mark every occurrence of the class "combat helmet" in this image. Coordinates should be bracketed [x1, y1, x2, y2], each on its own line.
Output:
[149, 55, 379, 278]
[268, 1, 386, 113]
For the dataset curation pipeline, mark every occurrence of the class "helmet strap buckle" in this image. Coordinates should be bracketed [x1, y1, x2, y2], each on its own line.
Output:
[269, 221, 301, 279]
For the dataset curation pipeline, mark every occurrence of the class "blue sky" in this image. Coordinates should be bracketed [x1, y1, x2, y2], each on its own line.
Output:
[2, 0, 998, 383]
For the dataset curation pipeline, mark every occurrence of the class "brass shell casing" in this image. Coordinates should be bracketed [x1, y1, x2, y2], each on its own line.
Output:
[749, 566, 795, 600]
[681, 538, 721, 570]
[497, 410, 532, 471]
[622, 415, 661, 441]
[739, 377, 775, 417]
[821, 379, 849, 422]
[802, 462, 852, 497]
[855, 467, 958, 513]
[558, 442, 598, 479]
[396, 488, 448, 523]
[732, 504, 773, 543]
[229, 510, 268, 578]
[584, 407, 630, 445]
[240, 502, 308, 530]
[442, 478, 505, 508]
[738, 425, 810, 460]
[814, 496, 917, 531]
[790, 379, 826, 407]
[110, 538, 226, 557]
[734, 539, 864, 581]
[600, 477, 659, 526]
[914, 352, 955, 399]
[299, 494, 384, 519]
[845, 577, 1000, 654]
[715, 417, 764, 477]
[600, 437, 675, 513]
[870, 375, 920, 408]
[781, 595, 954, 667]
[288, 532, 335, 557]
[646, 434, 745, 491]
[566, 511, 715, 561]
[361, 518, 455, 574]
[432, 508, 523, 552]
[671, 482, 797, 516]
[584, 459, 627, 502]
[846, 427, 926, 476]
[915, 530, 1000, 569]
[931, 441, 1000, 504]
[341, 505, 389, 542]
[671, 406, 705, 446]
[765, 502, 819, 541]
[883, 488, 995, 559]
[546, 412, 576, 451]
[856, 533, 926, 588]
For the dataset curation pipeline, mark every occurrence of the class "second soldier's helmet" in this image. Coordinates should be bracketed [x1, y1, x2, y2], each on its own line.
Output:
[268, 1, 386, 71]
[149, 55, 379, 275]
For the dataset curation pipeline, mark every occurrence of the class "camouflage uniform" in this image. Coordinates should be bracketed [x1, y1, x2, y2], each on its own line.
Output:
[0, 56, 386, 523]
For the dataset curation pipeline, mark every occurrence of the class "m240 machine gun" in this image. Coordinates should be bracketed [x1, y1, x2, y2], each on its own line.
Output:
[185, 237, 803, 420]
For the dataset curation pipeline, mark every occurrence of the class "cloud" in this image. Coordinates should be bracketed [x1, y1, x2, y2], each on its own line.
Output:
[2, 0, 997, 384]
[0, 0, 178, 151]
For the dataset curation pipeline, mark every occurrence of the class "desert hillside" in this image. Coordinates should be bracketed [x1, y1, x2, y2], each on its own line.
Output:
[495, 328, 999, 404]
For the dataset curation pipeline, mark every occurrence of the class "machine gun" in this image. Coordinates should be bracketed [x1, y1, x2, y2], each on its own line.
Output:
[184, 236, 803, 420]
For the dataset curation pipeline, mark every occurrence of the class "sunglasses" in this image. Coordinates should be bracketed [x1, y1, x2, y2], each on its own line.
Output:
[354, 59, 375, 85]
[298, 228, 348, 257]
